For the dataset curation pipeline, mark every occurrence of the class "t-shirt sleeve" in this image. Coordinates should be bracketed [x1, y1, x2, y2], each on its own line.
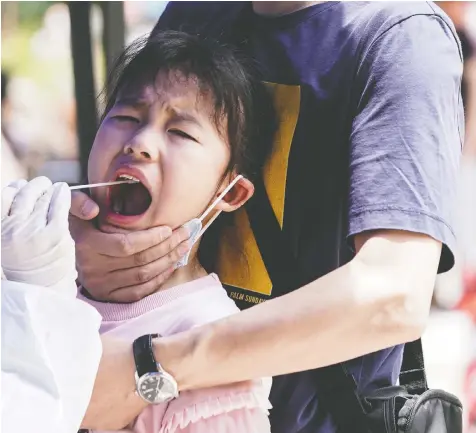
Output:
[349, 13, 464, 273]
[151, 2, 195, 35]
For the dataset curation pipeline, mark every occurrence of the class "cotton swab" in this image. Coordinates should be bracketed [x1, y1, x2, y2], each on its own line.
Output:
[69, 180, 139, 190]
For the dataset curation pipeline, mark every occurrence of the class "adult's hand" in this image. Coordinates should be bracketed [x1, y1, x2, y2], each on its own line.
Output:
[69, 191, 191, 302]
[2, 177, 77, 296]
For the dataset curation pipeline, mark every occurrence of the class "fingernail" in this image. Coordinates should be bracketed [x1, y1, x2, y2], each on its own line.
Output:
[81, 199, 97, 217]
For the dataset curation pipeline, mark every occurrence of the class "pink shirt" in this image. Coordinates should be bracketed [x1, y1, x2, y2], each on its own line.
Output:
[78, 274, 271, 433]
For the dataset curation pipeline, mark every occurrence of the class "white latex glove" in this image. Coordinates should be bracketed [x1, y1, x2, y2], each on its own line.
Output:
[1, 177, 77, 297]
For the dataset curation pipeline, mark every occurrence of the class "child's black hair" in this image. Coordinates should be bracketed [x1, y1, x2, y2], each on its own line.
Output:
[101, 30, 277, 273]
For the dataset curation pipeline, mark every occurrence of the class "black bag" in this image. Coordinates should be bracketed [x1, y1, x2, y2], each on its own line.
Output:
[245, 176, 463, 433]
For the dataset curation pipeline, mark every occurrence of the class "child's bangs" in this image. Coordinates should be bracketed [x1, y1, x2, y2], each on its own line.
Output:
[103, 33, 242, 137]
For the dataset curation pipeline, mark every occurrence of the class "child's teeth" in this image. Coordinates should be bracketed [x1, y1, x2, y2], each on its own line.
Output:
[118, 174, 139, 182]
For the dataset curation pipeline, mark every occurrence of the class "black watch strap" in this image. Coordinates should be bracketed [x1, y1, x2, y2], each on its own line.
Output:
[133, 334, 159, 377]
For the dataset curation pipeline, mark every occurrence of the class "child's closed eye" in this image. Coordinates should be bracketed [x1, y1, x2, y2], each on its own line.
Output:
[112, 115, 140, 123]
[168, 129, 198, 143]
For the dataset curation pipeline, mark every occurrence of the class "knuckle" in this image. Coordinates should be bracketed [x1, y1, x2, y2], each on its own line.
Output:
[127, 289, 145, 303]
[136, 266, 151, 284]
[133, 250, 148, 266]
[119, 234, 133, 255]
[166, 251, 176, 265]
[144, 277, 160, 296]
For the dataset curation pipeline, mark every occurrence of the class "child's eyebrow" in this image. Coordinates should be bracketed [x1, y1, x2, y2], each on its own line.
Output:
[168, 107, 203, 128]
[114, 96, 204, 128]
[115, 96, 150, 109]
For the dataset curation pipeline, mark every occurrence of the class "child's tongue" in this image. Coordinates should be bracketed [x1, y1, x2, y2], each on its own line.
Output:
[111, 183, 152, 216]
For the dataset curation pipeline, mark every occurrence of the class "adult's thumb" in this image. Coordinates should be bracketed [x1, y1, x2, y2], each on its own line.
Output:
[70, 190, 99, 220]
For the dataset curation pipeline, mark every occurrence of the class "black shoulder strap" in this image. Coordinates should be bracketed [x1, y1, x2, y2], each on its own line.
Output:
[399, 338, 428, 394]
[245, 175, 428, 432]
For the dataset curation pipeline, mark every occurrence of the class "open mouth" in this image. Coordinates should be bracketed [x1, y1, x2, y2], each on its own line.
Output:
[109, 174, 152, 216]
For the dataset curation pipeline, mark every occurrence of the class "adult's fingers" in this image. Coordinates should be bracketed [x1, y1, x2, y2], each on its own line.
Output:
[9, 177, 52, 218]
[31, 185, 56, 226]
[47, 183, 71, 228]
[82, 224, 189, 276]
[70, 190, 100, 220]
[77, 224, 175, 258]
[2, 187, 18, 220]
[110, 238, 190, 287]
[2, 179, 28, 220]
[122, 225, 190, 268]
[8, 179, 28, 189]
[82, 236, 189, 296]
[107, 267, 177, 302]
[69, 212, 95, 245]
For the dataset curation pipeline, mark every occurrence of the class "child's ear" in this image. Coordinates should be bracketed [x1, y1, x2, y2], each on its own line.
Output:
[215, 177, 254, 213]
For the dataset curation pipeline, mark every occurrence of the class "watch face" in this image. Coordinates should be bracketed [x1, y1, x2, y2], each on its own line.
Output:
[137, 372, 177, 404]
[137, 373, 161, 403]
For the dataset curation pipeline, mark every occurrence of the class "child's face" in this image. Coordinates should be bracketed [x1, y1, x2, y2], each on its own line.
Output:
[88, 71, 231, 233]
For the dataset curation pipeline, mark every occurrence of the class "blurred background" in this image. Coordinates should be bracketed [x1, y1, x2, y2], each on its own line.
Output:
[2, 1, 476, 429]
[1, 1, 168, 185]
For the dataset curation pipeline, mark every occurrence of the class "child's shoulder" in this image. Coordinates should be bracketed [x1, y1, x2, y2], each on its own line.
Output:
[127, 273, 240, 335]
[179, 273, 240, 324]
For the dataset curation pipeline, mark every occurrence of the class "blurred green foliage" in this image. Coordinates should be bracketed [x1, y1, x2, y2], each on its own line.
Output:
[17, 1, 56, 29]
[0, 2, 107, 97]
[2, 2, 63, 89]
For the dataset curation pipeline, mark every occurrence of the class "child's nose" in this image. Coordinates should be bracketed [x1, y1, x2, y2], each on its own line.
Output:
[123, 135, 159, 161]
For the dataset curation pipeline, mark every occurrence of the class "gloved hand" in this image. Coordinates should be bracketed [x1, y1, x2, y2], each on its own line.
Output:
[1, 177, 77, 297]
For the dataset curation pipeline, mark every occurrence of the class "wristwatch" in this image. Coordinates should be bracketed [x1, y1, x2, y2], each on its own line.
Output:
[133, 334, 179, 404]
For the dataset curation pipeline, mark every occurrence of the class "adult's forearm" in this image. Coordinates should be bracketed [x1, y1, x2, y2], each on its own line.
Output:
[83, 233, 438, 428]
[81, 336, 147, 430]
[155, 258, 428, 392]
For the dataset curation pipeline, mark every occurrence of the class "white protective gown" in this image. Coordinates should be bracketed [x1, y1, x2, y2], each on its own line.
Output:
[1, 280, 102, 433]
